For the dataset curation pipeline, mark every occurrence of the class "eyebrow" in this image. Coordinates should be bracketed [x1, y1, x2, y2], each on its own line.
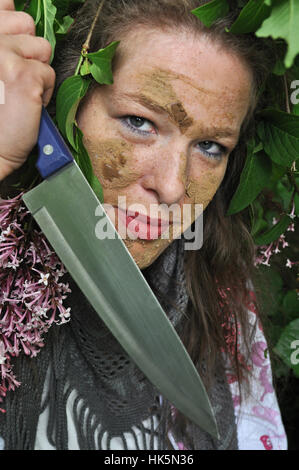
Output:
[120, 92, 172, 115]
[117, 92, 239, 140]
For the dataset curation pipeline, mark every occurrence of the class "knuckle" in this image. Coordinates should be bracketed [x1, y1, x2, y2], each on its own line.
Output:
[5, 57, 27, 83]
[0, 0, 15, 11]
[48, 65, 56, 85]
[37, 37, 53, 62]
[17, 12, 36, 35]
[2, 56, 31, 86]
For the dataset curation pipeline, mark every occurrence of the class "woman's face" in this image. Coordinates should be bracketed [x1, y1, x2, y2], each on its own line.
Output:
[77, 27, 252, 269]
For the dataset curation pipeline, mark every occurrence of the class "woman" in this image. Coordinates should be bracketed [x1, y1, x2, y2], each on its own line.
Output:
[0, 0, 287, 450]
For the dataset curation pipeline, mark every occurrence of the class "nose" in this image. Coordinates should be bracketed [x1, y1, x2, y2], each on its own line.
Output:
[141, 142, 188, 205]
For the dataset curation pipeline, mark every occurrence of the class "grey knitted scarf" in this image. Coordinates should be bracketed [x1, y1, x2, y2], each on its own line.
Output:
[0, 239, 238, 450]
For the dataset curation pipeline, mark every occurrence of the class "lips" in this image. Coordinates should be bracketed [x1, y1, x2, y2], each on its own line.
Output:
[117, 208, 171, 240]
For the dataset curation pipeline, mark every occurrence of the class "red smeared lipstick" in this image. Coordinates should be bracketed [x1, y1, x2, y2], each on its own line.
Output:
[117, 208, 171, 240]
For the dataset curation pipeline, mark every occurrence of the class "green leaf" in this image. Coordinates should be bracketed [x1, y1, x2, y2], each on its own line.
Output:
[227, 143, 272, 215]
[54, 14, 74, 35]
[56, 75, 91, 150]
[257, 109, 299, 167]
[191, 0, 229, 27]
[73, 127, 104, 202]
[228, 0, 271, 34]
[28, 0, 57, 62]
[14, 0, 26, 10]
[275, 179, 293, 211]
[86, 41, 120, 85]
[80, 58, 91, 76]
[253, 213, 291, 245]
[272, 57, 287, 75]
[256, 0, 299, 68]
[293, 104, 299, 116]
[266, 161, 287, 189]
[42, 0, 57, 62]
[274, 318, 299, 377]
[89, 172, 104, 204]
[251, 217, 268, 238]
[26, 0, 42, 25]
[282, 290, 299, 321]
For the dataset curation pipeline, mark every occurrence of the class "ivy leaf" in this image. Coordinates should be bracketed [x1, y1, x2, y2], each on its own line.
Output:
[86, 41, 120, 85]
[191, 0, 229, 27]
[227, 143, 272, 215]
[257, 109, 299, 167]
[256, 0, 299, 68]
[274, 318, 299, 378]
[253, 213, 291, 245]
[228, 0, 271, 34]
[73, 127, 104, 202]
[56, 75, 91, 150]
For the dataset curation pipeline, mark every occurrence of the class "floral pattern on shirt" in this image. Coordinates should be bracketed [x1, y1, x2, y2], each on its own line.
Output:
[227, 295, 288, 450]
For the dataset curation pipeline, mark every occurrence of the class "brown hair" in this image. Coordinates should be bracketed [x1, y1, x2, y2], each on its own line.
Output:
[52, 0, 275, 394]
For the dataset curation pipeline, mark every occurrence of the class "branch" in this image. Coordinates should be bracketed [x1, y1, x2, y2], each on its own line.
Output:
[74, 0, 106, 76]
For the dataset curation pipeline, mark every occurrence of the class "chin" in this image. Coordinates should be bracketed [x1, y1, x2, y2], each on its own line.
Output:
[123, 237, 171, 270]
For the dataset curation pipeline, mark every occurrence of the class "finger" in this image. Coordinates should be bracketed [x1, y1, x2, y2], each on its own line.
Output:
[1, 34, 52, 63]
[0, 0, 15, 11]
[0, 11, 35, 35]
[25, 59, 56, 106]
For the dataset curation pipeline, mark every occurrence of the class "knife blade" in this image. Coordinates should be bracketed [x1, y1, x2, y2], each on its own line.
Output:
[22, 107, 219, 440]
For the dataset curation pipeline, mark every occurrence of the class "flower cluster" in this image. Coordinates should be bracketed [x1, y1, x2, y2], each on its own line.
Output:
[254, 204, 297, 269]
[0, 193, 71, 412]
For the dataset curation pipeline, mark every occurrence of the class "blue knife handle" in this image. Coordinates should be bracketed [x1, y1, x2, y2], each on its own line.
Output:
[36, 107, 74, 179]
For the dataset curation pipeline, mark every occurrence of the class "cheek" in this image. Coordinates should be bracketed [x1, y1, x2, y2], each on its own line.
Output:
[84, 137, 140, 189]
[186, 167, 227, 209]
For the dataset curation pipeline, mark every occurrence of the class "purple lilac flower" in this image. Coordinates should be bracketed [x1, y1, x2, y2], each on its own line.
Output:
[0, 193, 71, 409]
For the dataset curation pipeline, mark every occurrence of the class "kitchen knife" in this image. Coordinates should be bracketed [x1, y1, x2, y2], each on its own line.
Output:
[22, 107, 219, 440]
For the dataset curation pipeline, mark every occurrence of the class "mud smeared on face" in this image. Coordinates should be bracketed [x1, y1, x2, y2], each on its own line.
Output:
[186, 171, 221, 207]
[124, 230, 177, 269]
[84, 137, 139, 189]
[169, 103, 193, 133]
[139, 69, 194, 134]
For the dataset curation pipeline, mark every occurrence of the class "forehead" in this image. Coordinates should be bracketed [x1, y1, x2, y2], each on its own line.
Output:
[112, 27, 253, 130]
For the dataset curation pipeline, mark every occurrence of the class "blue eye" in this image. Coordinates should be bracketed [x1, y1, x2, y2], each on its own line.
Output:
[197, 141, 226, 160]
[122, 116, 155, 135]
